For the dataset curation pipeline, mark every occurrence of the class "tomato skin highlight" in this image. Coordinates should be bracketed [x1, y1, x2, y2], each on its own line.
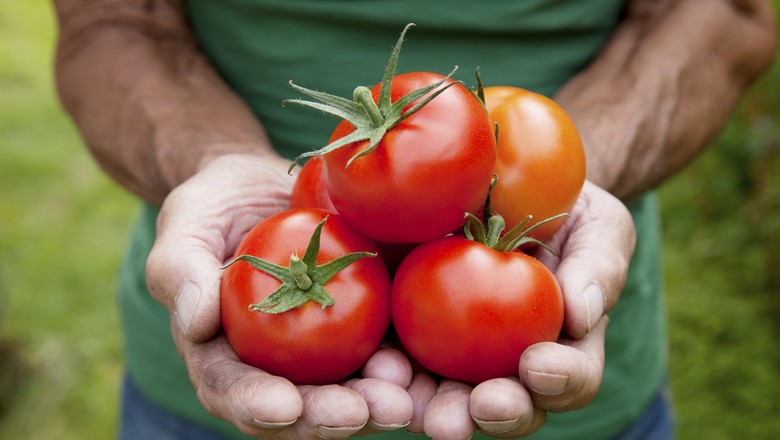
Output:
[220, 209, 391, 385]
[391, 236, 564, 384]
[323, 72, 497, 244]
[484, 86, 586, 243]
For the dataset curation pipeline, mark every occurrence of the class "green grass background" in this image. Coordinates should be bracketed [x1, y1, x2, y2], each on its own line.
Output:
[1, 2, 778, 439]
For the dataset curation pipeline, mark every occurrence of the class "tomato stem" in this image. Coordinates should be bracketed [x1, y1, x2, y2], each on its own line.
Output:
[485, 215, 505, 248]
[354, 86, 384, 127]
[222, 217, 377, 314]
[464, 175, 568, 254]
[288, 255, 312, 290]
[284, 23, 460, 173]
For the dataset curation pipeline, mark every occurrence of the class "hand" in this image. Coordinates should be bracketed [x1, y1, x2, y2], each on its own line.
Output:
[418, 181, 636, 439]
[145, 153, 413, 439]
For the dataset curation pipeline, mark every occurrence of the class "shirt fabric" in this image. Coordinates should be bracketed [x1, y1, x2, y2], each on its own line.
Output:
[118, 1, 667, 438]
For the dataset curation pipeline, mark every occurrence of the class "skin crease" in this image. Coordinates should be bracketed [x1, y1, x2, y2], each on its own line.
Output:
[51, 0, 776, 439]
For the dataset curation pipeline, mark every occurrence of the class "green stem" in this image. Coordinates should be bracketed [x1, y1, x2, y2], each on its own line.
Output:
[288, 255, 312, 290]
[354, 86, 384, 127]
[286, 23, 460, 170]
[485, 215, 505, 248]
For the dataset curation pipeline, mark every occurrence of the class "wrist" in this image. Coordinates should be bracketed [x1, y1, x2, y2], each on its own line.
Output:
[191, 142, 284, 176]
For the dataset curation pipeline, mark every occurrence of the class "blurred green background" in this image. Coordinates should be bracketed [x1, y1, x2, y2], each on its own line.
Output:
[1, 2, 778, 439]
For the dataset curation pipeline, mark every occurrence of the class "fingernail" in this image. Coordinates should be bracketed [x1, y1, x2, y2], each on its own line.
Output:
[175, 281, 201, 335]
[253, 418, 297, 429]
[318, 424, 365, 439]
[366, 419, 411, 431]
[473, 417, 520, 434]
[526, 371, 569, 396]
[583, 282, 606, 332]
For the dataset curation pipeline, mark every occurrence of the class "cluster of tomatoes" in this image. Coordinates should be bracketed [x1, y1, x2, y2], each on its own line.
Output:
[220, 25, 586, 386]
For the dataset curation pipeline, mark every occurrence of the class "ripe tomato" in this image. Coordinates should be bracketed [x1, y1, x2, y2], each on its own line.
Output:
[391, 235, 564, 384]
[289, 156, 419, 275]
[484, 86, 586, 243]
[290, 157, 337, 213]
[323, 73, 496, 243]
[220, 209, 391, 385]
[288, 25, 496, 244]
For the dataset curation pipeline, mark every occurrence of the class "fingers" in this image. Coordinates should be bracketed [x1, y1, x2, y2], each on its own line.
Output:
[146, 225, 224, 343]
[519, 316, 609, 412]
[344, 378, 414, 432]
[291, 385, 370, 439]
[469, 378, 546, 438]
[351, 347, 416, 433]
[146, 154, 292, 343]
[145, 177, 236, 343]
[406, 372, 437, 433]
[423, 380, 476, 440]
[549, 181, 635, 339]
[416, 319, 607, 438]
[181, 333, 303, 437]
[361, 347, 414, 388]
[184, 332, 393, 440]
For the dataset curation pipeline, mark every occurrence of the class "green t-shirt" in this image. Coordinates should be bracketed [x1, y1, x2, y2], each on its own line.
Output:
[119, 1, 667, 439]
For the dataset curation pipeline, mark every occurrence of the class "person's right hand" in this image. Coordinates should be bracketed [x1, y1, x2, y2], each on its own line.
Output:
[145, 153, 414, 439]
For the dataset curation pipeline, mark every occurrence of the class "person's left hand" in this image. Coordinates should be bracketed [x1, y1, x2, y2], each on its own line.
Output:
[409, 181, 636, 439]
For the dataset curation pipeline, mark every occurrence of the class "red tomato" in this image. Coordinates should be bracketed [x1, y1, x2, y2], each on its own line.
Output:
[289, 157, 418, 275]
[290, 157, 337, 213]
[484, 86, 586, 243]
[391, 236, 564, 384]
[323, 72, 496, 243]
[220, 209, 391, 385]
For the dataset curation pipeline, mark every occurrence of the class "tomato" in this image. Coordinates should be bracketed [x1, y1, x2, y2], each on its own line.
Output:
[483, 86, 586, 243]
[289, 159, 417, 275]
[288, 24, 496, 244]
[220, 209, 391, 385]
[290, 157, 337, 213]
[391, 215, 564, 383]
[322, 73, 496, 243]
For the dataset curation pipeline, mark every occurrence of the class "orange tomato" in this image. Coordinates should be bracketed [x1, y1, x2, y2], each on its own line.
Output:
[483, 86, 586, 243]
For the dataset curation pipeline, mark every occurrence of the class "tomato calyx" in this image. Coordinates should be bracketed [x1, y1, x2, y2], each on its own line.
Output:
[464, 177, 568, 254]
[285, 23, 459, 172]
[222, 216, 376, 314]
[470, 67, 501, 154]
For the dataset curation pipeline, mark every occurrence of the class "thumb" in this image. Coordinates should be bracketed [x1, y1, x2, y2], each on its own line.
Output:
[551, 181, 635, 339]
[145, 189, 226, 343]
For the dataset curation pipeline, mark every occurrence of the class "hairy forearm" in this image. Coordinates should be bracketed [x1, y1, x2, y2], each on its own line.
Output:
[556, 0, 776, 201]
[53, 0, 277, 205]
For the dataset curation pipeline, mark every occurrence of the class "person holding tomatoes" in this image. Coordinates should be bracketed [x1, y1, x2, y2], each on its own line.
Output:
[51, 1, 775, 440]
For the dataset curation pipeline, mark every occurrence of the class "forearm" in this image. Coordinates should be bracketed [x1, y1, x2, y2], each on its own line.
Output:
[556, 0, 776, 200]
[53, 0, 279, 206]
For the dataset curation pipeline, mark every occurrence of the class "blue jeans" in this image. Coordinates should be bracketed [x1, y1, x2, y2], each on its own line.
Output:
[119, 375, 675, 440]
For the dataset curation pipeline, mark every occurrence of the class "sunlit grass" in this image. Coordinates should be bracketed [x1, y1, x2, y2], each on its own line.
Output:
[0, 2, 135, 439]
[661, 58, 780, 439]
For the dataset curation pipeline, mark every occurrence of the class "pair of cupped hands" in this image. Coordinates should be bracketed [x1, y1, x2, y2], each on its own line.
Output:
[146, 153, 636, 440]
